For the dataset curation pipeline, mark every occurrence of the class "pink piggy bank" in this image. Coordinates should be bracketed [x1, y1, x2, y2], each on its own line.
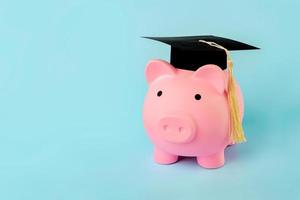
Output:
[143, 59, 244, 169]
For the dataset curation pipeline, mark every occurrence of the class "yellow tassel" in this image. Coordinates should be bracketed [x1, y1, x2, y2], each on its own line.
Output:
[227, 60, 246, 143]
[198, 40, 246, 144]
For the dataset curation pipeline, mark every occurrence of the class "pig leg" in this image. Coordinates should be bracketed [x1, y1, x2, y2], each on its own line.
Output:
[196, 150, 225, 169]
[154, 147, 178, 164]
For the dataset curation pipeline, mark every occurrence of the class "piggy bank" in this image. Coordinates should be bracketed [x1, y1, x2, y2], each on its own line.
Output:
[142, 60, 244, 169]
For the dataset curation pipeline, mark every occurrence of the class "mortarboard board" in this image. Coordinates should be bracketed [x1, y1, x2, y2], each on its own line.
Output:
[143, 35, 259, 71]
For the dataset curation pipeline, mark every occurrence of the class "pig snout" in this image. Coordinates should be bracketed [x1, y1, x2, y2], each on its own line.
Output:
[158, 115, 196, 144]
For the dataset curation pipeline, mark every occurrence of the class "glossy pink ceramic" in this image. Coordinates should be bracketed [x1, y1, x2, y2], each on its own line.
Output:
[143, 59, 244, 169]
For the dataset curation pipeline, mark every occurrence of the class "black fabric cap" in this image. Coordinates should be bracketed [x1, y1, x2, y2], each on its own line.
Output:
[144, 35, 259, 70]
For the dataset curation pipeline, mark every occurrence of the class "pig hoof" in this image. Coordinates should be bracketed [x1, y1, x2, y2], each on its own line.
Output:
[154, 148, 178, 164]
[197, 152, 224, 169]
[154, 155, 178, 165]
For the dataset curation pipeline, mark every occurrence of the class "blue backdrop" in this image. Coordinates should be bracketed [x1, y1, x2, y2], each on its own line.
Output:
[0, 0, 299, 199]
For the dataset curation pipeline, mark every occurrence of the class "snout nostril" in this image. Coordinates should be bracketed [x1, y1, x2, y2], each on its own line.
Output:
[163, 125, 168, 131]
[178, 127, 184, 133]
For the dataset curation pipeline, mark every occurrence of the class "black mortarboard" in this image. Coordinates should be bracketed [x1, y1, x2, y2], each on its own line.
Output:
[144, 35, 259, 70]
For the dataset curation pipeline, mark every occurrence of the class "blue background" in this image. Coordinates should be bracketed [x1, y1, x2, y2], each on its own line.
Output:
[0, 0, 299, 199]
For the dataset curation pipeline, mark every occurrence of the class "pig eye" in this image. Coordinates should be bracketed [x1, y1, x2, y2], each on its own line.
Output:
[157, 90, 163, 97]
[194, 94, 201, 100]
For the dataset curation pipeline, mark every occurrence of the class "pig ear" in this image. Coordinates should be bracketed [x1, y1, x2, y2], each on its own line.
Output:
[192, 64, 226, 94]
[145, 59, 176, 84]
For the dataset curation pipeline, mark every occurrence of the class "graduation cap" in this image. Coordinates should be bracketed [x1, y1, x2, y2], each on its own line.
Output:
[143, 35, 259, 71]
[144, 35, 259, 144]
